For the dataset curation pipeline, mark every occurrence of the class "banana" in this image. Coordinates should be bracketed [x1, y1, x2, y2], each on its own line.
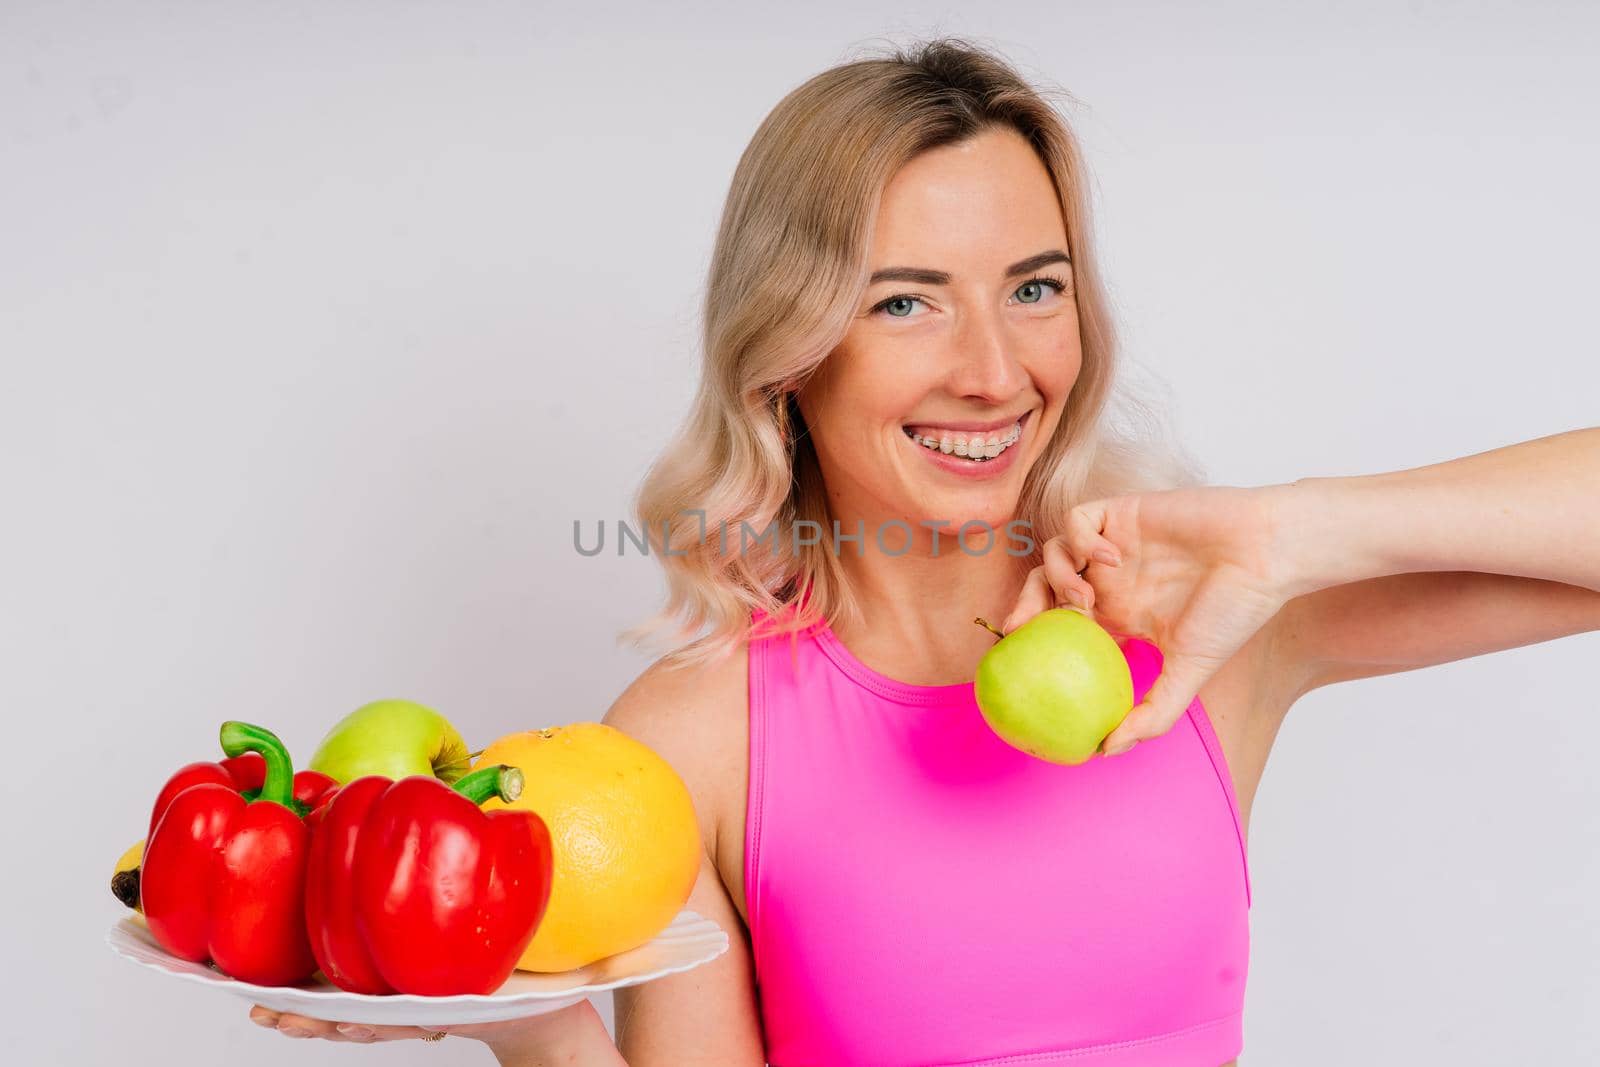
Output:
[111, 839, 144, 919]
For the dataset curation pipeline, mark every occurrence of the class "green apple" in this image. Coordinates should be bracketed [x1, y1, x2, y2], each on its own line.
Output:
[973, 607, 1134, 765]
[308, 698, 471, 784]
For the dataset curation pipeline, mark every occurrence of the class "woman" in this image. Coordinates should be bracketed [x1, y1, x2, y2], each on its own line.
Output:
[251, 37, 1600, 1065]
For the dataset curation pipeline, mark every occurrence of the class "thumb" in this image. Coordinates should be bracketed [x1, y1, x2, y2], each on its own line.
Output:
[1099, 655, 1209, 757]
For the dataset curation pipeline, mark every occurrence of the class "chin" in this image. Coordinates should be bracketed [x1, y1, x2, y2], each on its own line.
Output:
[906, 489, 1026, 541]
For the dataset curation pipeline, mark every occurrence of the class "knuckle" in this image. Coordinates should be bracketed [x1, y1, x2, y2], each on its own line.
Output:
[1042, 538, 1080, 575]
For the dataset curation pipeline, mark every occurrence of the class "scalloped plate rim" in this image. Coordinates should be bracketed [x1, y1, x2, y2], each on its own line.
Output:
[107, 909, 729, 1011]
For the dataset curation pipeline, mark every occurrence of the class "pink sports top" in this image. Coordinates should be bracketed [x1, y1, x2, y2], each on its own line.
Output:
[744, 606, 1252, 1066]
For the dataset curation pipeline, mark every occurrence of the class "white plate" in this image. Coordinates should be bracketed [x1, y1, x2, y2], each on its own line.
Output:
[107, 910, 729, 1026]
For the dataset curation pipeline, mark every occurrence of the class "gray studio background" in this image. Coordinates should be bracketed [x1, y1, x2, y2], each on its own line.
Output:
[4, 2, 1598, 1063]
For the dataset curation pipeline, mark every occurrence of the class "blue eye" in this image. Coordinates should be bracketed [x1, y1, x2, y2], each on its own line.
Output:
[869, 274, 1071, 319]
[1014, 274, 1070, 304]
[875, 295, 925, 318]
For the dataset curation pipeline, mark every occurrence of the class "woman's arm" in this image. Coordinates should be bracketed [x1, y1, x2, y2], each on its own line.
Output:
[1260, 426, 1600, 697]
[1271, 568, 1600, 697]
[600, 652, 768, 1066]
[1274, 426, 1600, 598]
[486, 652, 768, 1066]
[1020, 427, 1600, 755]
[484, 1000, 629, 1066]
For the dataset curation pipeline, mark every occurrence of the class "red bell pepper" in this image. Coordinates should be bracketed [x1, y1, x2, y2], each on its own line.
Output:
[141, 721, 319, 987]
[304, 766, 553, 996]
[148, 751, 339, 839]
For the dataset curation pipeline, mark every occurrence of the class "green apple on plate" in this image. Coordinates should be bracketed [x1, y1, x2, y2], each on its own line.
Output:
[973, 607, 1134, 765]
[308, 698, 472, 784]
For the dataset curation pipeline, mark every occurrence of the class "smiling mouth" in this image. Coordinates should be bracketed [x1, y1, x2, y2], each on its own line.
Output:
[901, 411, 1029, 463]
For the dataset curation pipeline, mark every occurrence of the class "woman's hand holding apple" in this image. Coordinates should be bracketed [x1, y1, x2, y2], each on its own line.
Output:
[1000, 484, 1295, 756]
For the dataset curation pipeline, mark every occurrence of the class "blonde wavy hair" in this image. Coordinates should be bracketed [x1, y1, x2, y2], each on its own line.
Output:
[622, 35, 1206, 668]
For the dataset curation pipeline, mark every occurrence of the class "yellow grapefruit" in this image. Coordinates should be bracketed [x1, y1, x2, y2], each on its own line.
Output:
[474, 722, 701, 972]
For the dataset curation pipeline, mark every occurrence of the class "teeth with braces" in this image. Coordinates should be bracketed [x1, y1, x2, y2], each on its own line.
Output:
[904, 421, 1022, 461]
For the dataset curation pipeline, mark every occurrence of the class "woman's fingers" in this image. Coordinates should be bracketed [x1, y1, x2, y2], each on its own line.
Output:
[1042, 538, 1096, 610]
[995, 500, 1131, 637]
[247, 1006, 432, 1043]
[1069, 499, 1122, 565]
[333, 1023, 446, 1042]
[1000, 557, 1099, 635]
[1047, 522, 1089, 574]
[1099, 650, 1209, 756]
[268, 1012, 344, 1040]
[999, 566, 1054, 633]
[1000, 527, 1121, 635]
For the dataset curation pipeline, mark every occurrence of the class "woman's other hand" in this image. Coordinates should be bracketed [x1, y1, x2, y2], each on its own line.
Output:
[1000, 485, 1294, 756]
[249, 997, 623, 1063]
[250, 1002, 443, 1043]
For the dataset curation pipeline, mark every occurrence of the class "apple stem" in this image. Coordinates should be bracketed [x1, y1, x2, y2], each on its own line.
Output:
[973, 617, 1006, 641]
[435, 748, 486, 772]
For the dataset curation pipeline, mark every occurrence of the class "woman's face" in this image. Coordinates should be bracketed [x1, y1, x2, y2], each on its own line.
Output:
[796, 126, 1083, 541]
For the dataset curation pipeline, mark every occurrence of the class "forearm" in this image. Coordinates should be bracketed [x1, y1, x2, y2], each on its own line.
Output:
[1273, 426, 1600, 598]
[488, 999, 629, 1067]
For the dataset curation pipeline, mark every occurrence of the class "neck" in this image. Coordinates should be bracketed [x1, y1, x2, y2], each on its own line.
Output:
[827, 523, 1031, 687]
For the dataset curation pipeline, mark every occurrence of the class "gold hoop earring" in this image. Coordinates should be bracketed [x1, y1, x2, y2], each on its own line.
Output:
[774, 393, 790, 443]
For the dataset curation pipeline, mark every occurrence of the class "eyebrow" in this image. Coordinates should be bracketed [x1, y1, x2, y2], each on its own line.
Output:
[867, 249, 1071, 287]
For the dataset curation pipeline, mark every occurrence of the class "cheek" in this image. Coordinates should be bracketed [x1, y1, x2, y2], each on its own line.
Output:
[808, 358, 919, 444]
[1025, 334, 1083, 400]
[851, 362, 924, 419]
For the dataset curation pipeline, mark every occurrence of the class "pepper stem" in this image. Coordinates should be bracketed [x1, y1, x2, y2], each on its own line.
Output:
[219, 721, 296, 809]
[973, 616, 1006, 641]
[451, 764, 524, 806]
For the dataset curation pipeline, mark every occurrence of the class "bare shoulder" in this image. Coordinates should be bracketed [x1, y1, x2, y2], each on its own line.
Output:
[600, 644, 765, 1066]
[600, 642, 750, 889]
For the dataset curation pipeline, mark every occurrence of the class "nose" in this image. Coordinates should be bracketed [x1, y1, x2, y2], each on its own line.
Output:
[945, 307, 1029, 403]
